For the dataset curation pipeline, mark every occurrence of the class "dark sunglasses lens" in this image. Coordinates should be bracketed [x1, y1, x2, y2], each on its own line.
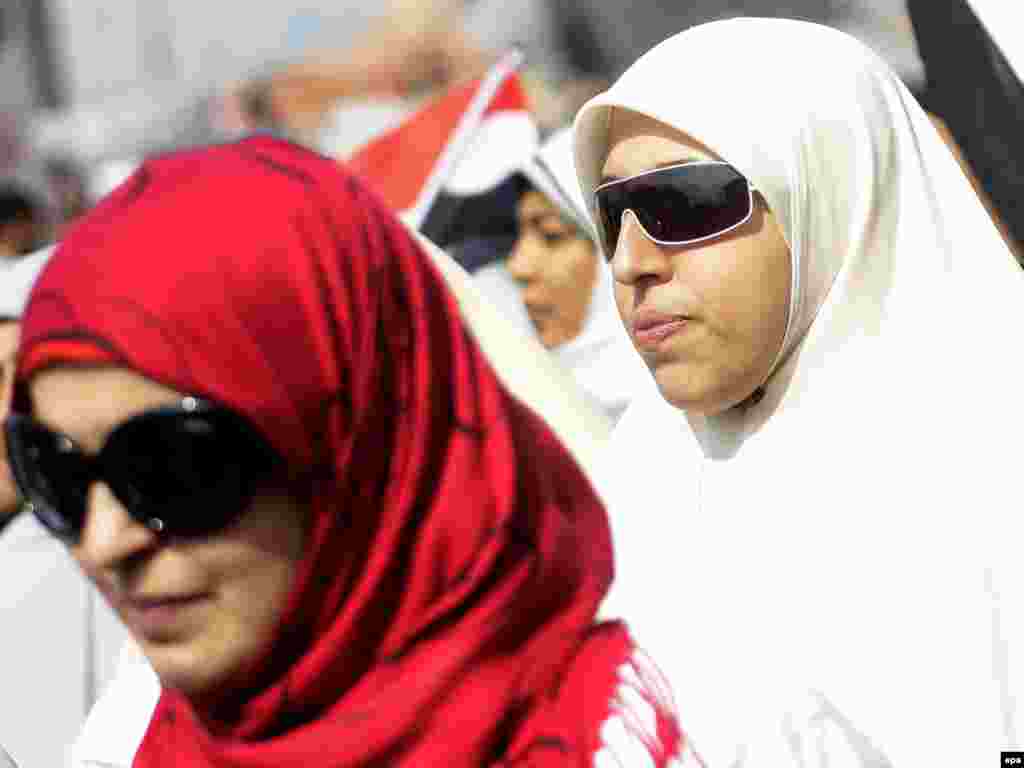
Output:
[5, 417, 90, 539]
[105, 409, 274, 539]
[596, 164, 751, 258]
[596, 189, 626, 258]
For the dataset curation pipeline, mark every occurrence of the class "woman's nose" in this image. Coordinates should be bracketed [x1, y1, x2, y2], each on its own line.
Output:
[72, 483, 159, 574]
[611, 211, 673, 286]
[506, 236, 539, 281]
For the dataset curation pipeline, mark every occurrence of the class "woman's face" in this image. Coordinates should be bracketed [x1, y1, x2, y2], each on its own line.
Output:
[29, 366, 309, 707]
[601, 110, 791, 414]
[507, 189, 599, 349]
[0, 321, 19, 518]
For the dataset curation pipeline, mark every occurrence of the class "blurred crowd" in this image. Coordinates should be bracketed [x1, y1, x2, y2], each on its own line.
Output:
[0, 1, 1019, 259]
[0, 2, 909, 238]
[2, 0, 1022, 270]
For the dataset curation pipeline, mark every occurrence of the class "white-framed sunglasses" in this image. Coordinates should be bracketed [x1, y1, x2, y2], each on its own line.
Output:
[593, 160, 757, 261]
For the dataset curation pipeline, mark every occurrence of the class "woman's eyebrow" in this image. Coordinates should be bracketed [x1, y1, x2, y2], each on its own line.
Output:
[520, 211, 569, 227]
[599, 155, 706, 186]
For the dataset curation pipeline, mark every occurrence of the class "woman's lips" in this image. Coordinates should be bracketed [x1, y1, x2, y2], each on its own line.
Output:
[632, 311, 689, 348]
[121, 593, 211, 637]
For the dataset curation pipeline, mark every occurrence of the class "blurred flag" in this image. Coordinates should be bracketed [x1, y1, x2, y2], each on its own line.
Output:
[347, 50, 538, 247]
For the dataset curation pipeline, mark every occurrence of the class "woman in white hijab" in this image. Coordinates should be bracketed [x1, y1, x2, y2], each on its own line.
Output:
[0, 247, 129, 768]
[474, 128, 650, 423]
[575, 17, 1024, 767]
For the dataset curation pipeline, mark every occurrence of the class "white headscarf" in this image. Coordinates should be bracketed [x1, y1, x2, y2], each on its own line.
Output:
[475, 128, 650, 423]
[575, 18, 1024, 767]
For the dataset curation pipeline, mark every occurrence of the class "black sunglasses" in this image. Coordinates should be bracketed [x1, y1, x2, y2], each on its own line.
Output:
[4, 397, 281, 544]
[593, 160, 757, 261]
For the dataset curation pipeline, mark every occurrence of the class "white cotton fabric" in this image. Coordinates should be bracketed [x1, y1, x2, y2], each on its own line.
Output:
[414, 228, 613, 472]
[474, 128, 650, 423]
[575, 18, 1024, 767]
[68, 640, 160, 768]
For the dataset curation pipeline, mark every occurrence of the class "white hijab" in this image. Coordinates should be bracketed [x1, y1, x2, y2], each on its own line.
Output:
[0, 246, 130, 768]
[475, 128, 650, 423]
[576, 18, 1024, 767]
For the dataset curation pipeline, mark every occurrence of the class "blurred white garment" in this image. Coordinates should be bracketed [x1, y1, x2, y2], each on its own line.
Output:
[0, 246, 54, 318]
[86, 158, 141, 206]
[576, 18, 1023, 767]
[68, 641, 159, 768]
[0, 515, 128, 768]
[0, 247, 130, 768]
[415, 229, 612, 471]
[473, 128, 649, 424]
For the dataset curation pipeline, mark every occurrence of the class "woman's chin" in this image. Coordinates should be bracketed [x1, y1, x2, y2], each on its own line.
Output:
[140, 637, 231, 703]
[651, 366, 732, 416]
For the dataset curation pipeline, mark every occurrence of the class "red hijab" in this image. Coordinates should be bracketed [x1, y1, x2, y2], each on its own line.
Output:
[17, 137, 682, 767]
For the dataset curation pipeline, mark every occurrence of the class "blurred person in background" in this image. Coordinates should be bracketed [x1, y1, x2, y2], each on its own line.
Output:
[272, 0, 604, 142]
[474, 128, 649, 424]
[0, 250, 52, 521]
[43, 156, 90, 234]
[0, 183, 44, 260]
[0, 294, 22, 531]
[0, 246, 128, 768]
[12, 135, 688, 767]
[217, 0, 495, 144]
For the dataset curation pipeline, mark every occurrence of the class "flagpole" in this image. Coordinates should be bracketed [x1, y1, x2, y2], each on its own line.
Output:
[405, 49, 525, 231]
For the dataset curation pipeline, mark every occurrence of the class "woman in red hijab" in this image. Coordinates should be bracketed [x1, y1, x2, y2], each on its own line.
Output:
[6, 136, 692, 767]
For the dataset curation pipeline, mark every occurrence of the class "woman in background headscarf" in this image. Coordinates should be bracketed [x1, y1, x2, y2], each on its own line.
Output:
[0, 246, 129, 768]
[11, 135, 690, 767]
[574, 18, 1024, 766]
[0, 247, 53, 527]
[475, 128, 650, 424]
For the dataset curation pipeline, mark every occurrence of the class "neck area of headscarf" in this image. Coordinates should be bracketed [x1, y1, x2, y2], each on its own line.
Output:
[15, 136, 628, 767]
